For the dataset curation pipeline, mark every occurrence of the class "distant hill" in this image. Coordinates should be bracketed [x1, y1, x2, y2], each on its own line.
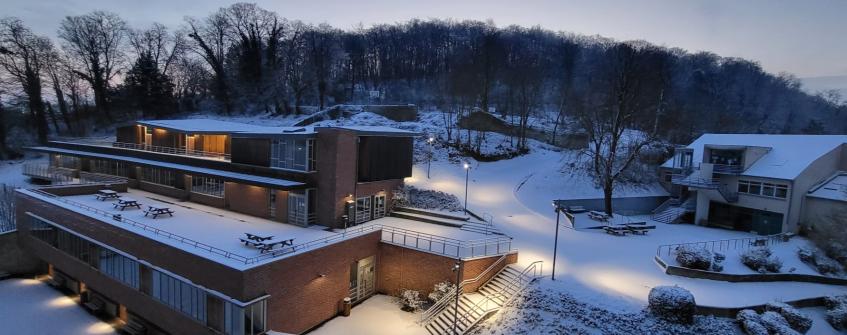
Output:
[801, 75, 847, 98]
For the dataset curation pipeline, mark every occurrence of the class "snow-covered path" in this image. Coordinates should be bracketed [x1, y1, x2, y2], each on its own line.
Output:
[406, 149, 847, 310]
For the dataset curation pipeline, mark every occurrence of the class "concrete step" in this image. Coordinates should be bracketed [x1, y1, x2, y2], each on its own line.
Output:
[390, 211, 464, 228]
[393, 206, 470, 221]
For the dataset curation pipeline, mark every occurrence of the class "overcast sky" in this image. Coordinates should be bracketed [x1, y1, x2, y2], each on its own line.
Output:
[5, 0, 846, 78]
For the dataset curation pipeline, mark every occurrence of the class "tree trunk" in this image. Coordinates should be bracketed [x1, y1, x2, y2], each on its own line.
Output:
[51, 76, 73, 133]
[603, 178, 614, 215]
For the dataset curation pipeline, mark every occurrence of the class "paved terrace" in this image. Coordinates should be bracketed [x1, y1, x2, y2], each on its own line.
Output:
[19, 188, 511, 271]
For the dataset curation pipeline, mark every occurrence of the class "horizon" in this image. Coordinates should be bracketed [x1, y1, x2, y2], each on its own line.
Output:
[4, 0, 847, 79]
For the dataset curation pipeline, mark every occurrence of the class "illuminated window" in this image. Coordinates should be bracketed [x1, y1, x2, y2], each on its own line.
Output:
[191, 176, 224, 198]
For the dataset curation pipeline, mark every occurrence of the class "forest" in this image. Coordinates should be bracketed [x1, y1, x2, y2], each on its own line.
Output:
[1, 2, 845, 159]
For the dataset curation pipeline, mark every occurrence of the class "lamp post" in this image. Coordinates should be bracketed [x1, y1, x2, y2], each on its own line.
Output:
[552, 202, 563, 281]
[452, 262, 461, 335]
[427, 136, 434, 179]
[463, 163, 471, 212]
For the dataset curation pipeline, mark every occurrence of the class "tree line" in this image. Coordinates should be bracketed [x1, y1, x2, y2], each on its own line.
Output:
[1, 2, 845, 158]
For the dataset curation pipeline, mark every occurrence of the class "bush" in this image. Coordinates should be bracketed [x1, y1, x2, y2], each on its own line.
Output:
[648, 286, 696, 324]
[741, 247, 783, 273]
[393, 185, 463, 212]
[675, 245, 713, 271]
[398, 290, 424, 312]
[760, 311, 801, 335]
[797, 248, 815, 264]
[797, 247, 843, 276]
[737, 309, 769, 335]
[824, 295, 847, 330]
[427, 281, 455, 302]
[765, 302, 813, 333]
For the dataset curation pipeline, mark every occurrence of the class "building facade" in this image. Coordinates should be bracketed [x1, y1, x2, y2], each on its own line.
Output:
[658, 134, 847, 234]
[14, 119, 517, 335]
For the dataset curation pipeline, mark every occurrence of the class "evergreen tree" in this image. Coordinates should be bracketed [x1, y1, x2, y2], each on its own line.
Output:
[125, 52, 175, 118]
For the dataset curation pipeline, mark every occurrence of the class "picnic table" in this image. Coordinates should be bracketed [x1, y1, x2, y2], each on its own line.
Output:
[113, 197, 141, 211]
[603, 225, 630, 236]
[565, 205, 588, 213]
[625, 223, 656, 235]
[144, 205, 174, 218]
[244, 233, 274, 242]
[239, 235, 295, 254]
[257, 238, 295, 254]
[588, 211, 612, 222]
[95, 189, 120, 201]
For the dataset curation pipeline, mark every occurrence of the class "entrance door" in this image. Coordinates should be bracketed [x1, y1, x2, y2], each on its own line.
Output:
[373, 195, 386, 219]
[356, 256, 375, 301]
[355, 196, 372, 224]
[753, 211, 783, 235]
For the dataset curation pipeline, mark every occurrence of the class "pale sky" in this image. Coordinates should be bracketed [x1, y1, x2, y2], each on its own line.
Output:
[5, 0, 846, 78]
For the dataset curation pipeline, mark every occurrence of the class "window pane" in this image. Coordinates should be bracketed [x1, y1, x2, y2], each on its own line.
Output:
[775, 187, 788, 198]
[749, 182, 761, 195]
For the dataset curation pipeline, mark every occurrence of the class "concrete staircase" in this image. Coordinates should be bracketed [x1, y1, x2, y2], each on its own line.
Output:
[423, 265, 536, 335]
[651, 197, 696, 224]
[391, 207, 503, 235]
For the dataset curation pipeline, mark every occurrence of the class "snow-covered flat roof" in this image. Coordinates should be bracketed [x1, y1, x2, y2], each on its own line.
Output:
[29, 146, 305, 189]
[137, 119, 315, 135]
[807, 172, 847, 202]
[663, 134, 847, 180]
[319, 125, 420, 136]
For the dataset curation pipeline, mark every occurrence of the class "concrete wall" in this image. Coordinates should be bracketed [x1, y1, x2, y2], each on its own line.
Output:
[792, 144, 846, 231]
[802, 197, 846, 229]
[554, 195, 669, 215]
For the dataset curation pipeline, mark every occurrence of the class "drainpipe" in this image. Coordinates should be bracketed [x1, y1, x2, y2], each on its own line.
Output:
[785, 179, 795, 233]
[351, 133, 359, 227]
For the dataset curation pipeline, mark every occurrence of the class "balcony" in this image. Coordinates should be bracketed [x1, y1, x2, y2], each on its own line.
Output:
[112, 142, 230, 161]
[711, 163, 744, 175]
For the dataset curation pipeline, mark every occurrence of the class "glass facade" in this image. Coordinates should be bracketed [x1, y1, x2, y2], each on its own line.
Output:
[151, 270, 207, 323]
[99, 249, 140, 289]
[224, 300, 267, 335]
[191, 175, 225, 197]
[288, 189, 315, 226]
[90, 159, 130, 177]
[738, 180, 788, 199]
[270, 138, 315, 172]
[141, 167, 177, 187]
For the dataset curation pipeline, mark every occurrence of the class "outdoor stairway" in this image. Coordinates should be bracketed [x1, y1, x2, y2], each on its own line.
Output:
[651, 197, 696, 224]
[391, 207, 503, 235]
[424, 265, 528, 335]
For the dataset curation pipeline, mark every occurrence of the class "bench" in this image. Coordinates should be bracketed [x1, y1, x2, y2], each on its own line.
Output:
[113, 198, 141, 211]
[588, 211, 612, 222]
[258, 238, 295, 254]
[83, 299, 104, 313]
[122, 318, 147, 335]
[603, 225, 629, 236]
[240, 238, 265, 248]
[144, 206, 174, 219]
[625, 224, 656, 235]
[565, 206, 588, 213]
[95, 189, 120, 201]
[244, 233, 274, 242]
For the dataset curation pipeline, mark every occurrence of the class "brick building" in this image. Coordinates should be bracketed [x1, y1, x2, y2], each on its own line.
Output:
[13, 119, 517, 335]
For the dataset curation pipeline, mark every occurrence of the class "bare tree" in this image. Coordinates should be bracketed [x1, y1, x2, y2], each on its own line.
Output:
[186, 11, 233, 113]
[129, 23, 186, 77]
[58, 11, 127, 121]
[0, 17, 51, 143]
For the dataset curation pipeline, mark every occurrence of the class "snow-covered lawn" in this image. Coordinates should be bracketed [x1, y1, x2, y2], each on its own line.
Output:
[0, 278, 116, 335]
[310, 295, 427, 335]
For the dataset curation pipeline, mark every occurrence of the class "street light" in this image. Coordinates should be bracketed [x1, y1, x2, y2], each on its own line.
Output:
[427, 136, 435, 179]
[463, 163, 471, 213]
[452, 261, 461, 335]
[552, 201, 563, 281]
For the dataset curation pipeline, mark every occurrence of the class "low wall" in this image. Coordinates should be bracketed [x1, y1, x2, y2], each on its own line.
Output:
[39, 183, 129, 196]
[696, 297, 827, 318]
[555, 195, 669, 215]
[0, 230, 44, 275]
[655, 255, 847, 285]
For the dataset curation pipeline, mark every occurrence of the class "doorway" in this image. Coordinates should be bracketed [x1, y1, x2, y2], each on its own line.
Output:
[355, 196, 372, 224]
[349, 256, 375, 303]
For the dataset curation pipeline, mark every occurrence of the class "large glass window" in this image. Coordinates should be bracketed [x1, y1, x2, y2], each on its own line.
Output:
[288, 190, 309, 226]
[270, 138, 315, 171]
[737, 179, 788, 199]
[191, 176, 224, 198]
[90, 159, 129, 177]
[52, 154, 80, 169]
[99, 249, 140, 289]
[355, 196, 372, 224]
[152, 270, 206, 323]
[141, 167, 177, 187]
[224, 300, 267, 335]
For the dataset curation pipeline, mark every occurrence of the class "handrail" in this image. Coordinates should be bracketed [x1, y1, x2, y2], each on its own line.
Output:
[657, 233, 788, 257]
[420, 253, 511, 325]
[454, 261, 543, 334]
[112, 142, 231, 161]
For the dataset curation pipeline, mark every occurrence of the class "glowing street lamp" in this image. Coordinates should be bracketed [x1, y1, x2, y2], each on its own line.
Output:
[452, 262, 461, 335]
[427, 136, 435, 179]
[551, 201, 565, 281]
[463, 163, 471, 212]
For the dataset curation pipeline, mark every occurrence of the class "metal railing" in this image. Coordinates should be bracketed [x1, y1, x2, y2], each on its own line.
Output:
[421, 253, 511, 325]
[712, 164, 744, 174]
[656, 233, 788, 257]
[111, 142, 231, 161]
[25, 189, 514, 266]
[454, 261, 543, 334]
[79, 171, 129, 184]
[22, 164, 75, 184]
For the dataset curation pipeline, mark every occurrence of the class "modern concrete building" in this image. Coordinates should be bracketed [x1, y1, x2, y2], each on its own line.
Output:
[656, 134, 847, 234]
[10, 119, 524, 335]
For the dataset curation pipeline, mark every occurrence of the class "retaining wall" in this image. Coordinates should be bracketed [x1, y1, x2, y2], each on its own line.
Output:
[555, 195, 669, 215]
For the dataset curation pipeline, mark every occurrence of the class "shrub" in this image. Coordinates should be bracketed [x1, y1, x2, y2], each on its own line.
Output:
[647, 286, 696, 324]
[765, 302, 813, 333]
[797, 247, 843, 275]
[797, 248, 815, 264]
[399, 290, 424, 312]
[760, 311, 801, 335]
[741, 247, 782, 273]
[824, 295, 847, 330]
[427, 281, 455, 302]
[736, 309, 769, 335]
[675, 245, 713, 271]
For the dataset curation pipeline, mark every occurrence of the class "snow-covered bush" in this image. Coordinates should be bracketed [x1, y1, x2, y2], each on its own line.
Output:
[647, 286, 696, 324]
[760, 311, 801, 335]
[398, 290, 424, 312]
[797, 247, 843, 275]
[675, 245, 713, 271]
[797, 248, 815, 264]
[737, 309, 769, 335]
[427, 281, 455, 302]
[741, 247, 782, 273]
[765, 302, 812, 333]
[393, 185, 463, 212]
[824, 295, 847, 330]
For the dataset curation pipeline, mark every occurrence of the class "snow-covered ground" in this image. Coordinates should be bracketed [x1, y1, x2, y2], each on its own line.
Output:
[0, 278, 116, 335]
[310, 295, 427, 335]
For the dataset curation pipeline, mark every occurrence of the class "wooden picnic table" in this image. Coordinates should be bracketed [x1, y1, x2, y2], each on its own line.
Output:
[113, 197, 141, 211]
[244, 233, 274, 242]
[144, 205, 174, 219]
[588, 211, 612, 222]
[257, 238, 295, 254]
[96, 189, 120, 201]
[603, 225, 629, 236]
[625, 224, 656, 235]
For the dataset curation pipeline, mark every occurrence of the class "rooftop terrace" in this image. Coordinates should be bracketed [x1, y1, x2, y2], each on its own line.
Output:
[20, 187, 510, 270]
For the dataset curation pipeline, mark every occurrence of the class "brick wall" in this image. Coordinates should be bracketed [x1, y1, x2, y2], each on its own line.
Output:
[315, 128, 358, 228]
[225, 182, 270, 219]
[138, 181, 188, 200]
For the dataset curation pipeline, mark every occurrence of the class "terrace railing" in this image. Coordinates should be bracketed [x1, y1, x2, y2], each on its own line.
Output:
[656, 233, 788, 258]
[712, 164, 744, 175]
[22, 164, 74, 184]
[25, 189, 515, 266]
[112, 142, 231, 161]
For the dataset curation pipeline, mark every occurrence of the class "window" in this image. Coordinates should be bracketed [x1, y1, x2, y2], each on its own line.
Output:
[737, 179, 788, 199]
[374, 194, 386, 219]
[224, 300, 267, 335]
[152, 270, 206, 322]
[141, 167, 177, 187]
[52, 154, 80, 169]
[99, 249, 140, 289]
[355, 196, 372, 224]
[90, 159, 129, 177]
[288, 189, 315, 226]
[191, 176, 224, 197]
[270, 138, 315, 172]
